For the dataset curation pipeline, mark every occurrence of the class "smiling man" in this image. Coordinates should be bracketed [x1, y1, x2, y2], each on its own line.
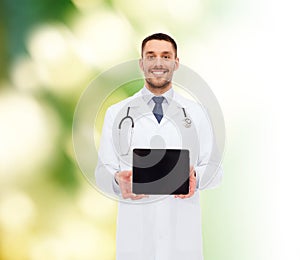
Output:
[95, 33, 223, 260]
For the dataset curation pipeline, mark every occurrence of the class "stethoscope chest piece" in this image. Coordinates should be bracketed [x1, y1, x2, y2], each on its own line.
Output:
[183, 117, 192, 128]
[181, 107, 192, 128]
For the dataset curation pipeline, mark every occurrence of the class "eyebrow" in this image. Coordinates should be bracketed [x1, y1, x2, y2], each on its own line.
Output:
[145, 51, 155, 55]
[145, 51, 173, 55]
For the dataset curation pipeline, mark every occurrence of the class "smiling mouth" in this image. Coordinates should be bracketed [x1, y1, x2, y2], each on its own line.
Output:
[150, 70, 168, 77]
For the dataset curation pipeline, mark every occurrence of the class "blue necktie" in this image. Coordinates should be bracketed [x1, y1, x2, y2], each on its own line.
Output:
[152, 96, 164, 123]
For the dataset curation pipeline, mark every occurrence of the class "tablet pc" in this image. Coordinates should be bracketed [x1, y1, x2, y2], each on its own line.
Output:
[132, 149, 190, 195]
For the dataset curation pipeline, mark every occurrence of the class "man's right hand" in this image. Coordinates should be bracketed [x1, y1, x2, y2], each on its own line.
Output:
[115, 171, 148, 200]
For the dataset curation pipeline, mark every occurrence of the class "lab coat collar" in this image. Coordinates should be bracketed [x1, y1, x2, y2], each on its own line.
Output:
[128, 88, 184, 125]
[141, 86, 174, 105]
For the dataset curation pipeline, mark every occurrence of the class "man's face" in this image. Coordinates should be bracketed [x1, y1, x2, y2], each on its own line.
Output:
[139, 40, 179, 91]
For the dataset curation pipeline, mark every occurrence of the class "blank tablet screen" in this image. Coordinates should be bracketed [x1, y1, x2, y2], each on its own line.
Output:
[132, 149, 190, 195]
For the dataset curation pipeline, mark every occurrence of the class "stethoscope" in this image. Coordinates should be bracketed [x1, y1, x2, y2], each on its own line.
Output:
[118, 106, 192, 155]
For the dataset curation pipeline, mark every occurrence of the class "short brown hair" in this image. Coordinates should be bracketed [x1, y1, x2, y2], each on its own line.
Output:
[141, 33, 177, 58]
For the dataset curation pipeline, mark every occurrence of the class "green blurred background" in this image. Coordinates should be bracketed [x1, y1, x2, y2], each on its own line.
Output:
[1, 0, 300, 259]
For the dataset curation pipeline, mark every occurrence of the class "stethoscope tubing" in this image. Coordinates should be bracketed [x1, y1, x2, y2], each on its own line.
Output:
[119, 107, 190, 130]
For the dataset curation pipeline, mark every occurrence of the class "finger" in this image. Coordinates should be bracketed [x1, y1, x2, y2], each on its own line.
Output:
[122, 187, 135, 199]
[123, 171, 132, 178]
[120, 184, 133, 199]
[175, 194, 186, 199]
[122, 191, 132, 199]
[130, 194, 149, 200]
[175, 189, 195, 199]
[190, 179, 196, 193]
[119, 176, 131, 183]
[190, 179, 196, 189]
[121, 187, 133, 199]
[131, 195, 145, 200]
[180, 193, 192, 199]
[118, 170, 132, 180]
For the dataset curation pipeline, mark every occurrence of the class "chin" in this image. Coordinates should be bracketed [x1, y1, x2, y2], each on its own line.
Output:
[146, 78, 171, 89]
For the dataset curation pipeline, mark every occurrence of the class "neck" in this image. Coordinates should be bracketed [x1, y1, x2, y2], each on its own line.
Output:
[144, 82, 172, 95]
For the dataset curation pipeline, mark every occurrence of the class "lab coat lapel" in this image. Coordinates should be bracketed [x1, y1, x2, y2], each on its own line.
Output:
[127, 94, 156, 123]
[160, 95, 183, 126]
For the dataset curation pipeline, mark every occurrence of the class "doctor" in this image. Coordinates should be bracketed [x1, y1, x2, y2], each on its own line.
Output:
[95, 33, 223, 260]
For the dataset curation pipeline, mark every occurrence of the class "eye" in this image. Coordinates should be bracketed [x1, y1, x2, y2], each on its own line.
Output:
[147, 55, 155, 60]
[163, 55, 170, 60]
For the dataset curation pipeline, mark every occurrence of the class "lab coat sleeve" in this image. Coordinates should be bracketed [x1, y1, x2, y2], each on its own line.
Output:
[95, 107, 121, 196]
[194, 108, 223, 190]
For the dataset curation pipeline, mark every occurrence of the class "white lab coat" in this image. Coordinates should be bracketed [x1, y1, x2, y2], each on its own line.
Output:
[95, 88, 223, 260]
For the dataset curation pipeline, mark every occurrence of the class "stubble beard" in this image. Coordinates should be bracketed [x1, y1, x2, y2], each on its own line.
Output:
[145, 76, 172, 90]
[144, 64, 175, 91]
[145, 69, 172, 89]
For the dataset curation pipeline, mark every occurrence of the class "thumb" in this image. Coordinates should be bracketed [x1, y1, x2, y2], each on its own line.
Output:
[123, 170, 132, 178]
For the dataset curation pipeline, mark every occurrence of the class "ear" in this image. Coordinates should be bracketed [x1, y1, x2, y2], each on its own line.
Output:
[139, 58, 144, 71]
[174, 57, 180, 71]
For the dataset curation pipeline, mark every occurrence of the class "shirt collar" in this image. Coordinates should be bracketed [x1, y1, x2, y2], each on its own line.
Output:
[141, 86, 174, 104]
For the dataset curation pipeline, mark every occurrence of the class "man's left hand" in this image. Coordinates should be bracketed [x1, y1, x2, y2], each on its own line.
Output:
[174, 166, 196, 199]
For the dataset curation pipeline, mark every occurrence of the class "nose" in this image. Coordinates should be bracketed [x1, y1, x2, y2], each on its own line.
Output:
[154, 57, 163, 66]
